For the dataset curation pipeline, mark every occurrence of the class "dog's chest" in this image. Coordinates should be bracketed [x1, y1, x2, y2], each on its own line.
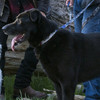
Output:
[40, 56, 58, 79]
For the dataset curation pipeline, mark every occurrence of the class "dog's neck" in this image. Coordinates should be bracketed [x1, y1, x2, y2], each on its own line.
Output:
[31, 16, 58, 58]
[38, 17, 58, 45]
[41, 30, 57, 45]
[29, 15, 58, 48]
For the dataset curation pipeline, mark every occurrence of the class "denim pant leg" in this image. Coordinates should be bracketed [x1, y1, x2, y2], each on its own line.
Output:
[82, 5, 100, 33]
[73, 0, 83, 32]
[83, 78, 100, 100]
[82, 5, 100, 100]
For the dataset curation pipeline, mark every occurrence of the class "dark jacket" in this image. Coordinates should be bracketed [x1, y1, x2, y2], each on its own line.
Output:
[37, 0, 49, 14]
[81, 0, 100, 8]
[0, 0, 5, 16]
[0, 0, 49, 22]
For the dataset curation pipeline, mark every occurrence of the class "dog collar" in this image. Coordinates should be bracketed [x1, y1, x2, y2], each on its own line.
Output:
[41, 30, 57, 45]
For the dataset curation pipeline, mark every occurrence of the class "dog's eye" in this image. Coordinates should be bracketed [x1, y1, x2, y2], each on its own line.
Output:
[17, 19, 22, 24]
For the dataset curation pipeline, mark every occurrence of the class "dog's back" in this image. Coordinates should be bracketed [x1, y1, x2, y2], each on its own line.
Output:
[39, 30, 100, 83]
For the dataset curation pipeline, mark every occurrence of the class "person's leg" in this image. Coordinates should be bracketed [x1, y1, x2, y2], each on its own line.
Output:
[14, 47, 38, 89]
[83, 78, 100, 100]
[0, 22, 8, 94]
[82, 4, 100, 33]
[13, 47, 47, 98]
[82, 5, 100, 100]
[73, 0, 83, 32]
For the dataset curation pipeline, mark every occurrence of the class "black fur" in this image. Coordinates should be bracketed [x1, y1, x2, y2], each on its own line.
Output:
[2, 8, 100, 100]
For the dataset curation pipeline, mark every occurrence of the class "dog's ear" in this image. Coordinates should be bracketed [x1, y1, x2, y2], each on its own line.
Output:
[29, 10, 40, 22]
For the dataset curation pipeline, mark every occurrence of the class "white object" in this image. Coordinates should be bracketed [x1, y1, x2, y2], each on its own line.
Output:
[0, 69, 2, 95]
[0, 44, 2, 60]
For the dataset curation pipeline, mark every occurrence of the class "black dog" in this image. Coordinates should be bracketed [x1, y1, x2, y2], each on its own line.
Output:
[2, 8, 100, 100]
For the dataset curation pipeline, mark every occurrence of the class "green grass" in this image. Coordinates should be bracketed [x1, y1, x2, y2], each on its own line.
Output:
[75, 84, 85, 96]
[4, 75, 84, 100]
[4, 75, 15, 100]
[4, 75, 54, 100]
[31, 75, 54, 91]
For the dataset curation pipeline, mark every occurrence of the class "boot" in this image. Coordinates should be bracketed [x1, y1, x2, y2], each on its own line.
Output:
[13, 86, 47, 99]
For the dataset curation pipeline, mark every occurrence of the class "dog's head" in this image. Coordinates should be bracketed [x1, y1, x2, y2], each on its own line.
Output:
[2, 8, 47, 51]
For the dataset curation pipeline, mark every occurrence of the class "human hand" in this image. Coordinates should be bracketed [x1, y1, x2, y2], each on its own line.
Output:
[40, 11, 46, 17]
[66, 0, 74, 7]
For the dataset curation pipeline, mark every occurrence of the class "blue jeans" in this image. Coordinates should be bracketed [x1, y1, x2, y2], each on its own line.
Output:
[74, 0, 100, 100]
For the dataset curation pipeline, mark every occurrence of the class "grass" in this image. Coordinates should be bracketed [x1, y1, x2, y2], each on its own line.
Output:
[4, 75, 15, 100]
[4, 75, 54, 100]
[4, 75, 84, 100]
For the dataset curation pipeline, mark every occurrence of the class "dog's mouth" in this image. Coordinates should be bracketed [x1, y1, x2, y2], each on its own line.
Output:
[11, 34, 25, 51]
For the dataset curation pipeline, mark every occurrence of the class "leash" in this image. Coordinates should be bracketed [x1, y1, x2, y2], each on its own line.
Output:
[60, 0, 95, 29]
[41, 0, 95, 45]
[67, 1, 73, 32]
[82, 4, 100, 29]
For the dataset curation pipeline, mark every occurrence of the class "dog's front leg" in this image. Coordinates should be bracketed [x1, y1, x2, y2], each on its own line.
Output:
[54, 82, 62, 100]
[61, 81, 76, 100]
